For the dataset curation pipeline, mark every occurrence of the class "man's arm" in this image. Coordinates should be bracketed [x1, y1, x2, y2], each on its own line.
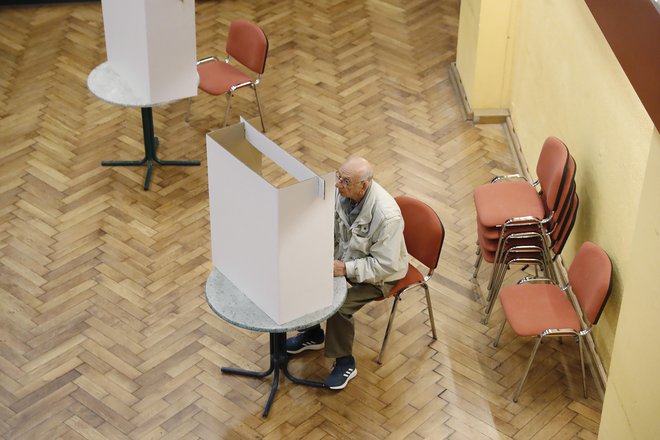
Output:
[343, 217, 407, 284]
[333, 260, 346, 276]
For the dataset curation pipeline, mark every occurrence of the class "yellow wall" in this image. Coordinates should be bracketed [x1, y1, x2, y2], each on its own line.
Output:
[456, 0, 660, 437]
[507, 0, 655, 367]
[598, 134, 660, 438]
[455, 0, 514, 110]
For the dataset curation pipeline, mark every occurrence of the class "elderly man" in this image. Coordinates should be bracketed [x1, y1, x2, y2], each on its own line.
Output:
[286, 157, 409, 389]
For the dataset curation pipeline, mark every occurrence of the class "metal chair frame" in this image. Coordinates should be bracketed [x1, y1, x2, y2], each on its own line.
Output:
[377, 270, 438, 364]
[478, 192, 578, 324]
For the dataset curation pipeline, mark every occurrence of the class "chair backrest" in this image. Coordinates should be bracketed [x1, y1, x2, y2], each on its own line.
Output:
[536, 136, 570, 213]
[552, 192, 579, 256]
[226, 19, 268, 74]
[547, 154, 576, 226]
[568, 241, 613, 325]
[395, 196, 445, 271]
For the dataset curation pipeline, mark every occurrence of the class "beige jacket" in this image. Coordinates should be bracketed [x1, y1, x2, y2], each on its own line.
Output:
[334, 181, 409, 285]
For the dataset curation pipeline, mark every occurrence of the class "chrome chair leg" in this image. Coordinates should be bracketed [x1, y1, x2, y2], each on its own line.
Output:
[487, 260, 506, 302]
[493, 319, 506, 347]
[578, 335, 588, 398]
[377, 295, 401, 364]
[253, 85, 266, 132]
[472, 252, 483, 279]
[424, 285, 438, 340]
[483, 262, 509, 324]
[184, 97, 193, 123]
[513, 336, 543, 402]
[486, 261, 498, 291]
[223, 92, 233, 127]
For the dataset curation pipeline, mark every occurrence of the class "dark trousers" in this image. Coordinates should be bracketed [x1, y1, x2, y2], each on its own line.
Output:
[313, 282, 392, 358]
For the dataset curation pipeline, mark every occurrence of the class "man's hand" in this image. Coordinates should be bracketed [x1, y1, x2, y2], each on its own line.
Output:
[333, 260, 346, 277]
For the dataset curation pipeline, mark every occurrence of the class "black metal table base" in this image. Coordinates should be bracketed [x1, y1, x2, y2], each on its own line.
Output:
[221, 332, 326, 417]
[102, 107, 200, 191]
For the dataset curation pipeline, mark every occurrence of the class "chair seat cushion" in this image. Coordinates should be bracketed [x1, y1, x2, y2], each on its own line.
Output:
[478, 221, 544, 241]
[197, 60, 252, 95]
[478, 232, 545, 263]
[386, 263, 424, 297]
[499, 283, 580, 336]
[474, 181, 545, 228]
[478, 234, 545, 264]
[477, 222, 545, 249]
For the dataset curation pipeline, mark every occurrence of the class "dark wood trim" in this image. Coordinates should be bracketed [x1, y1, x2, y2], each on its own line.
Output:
[585, 0, 660, 130]
[448, 62, 474, 122]
[0, 0, 96, 5]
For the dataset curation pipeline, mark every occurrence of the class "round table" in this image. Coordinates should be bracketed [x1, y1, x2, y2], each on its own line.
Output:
[205, 268, 347, 417]
[87, 62, 200, 191]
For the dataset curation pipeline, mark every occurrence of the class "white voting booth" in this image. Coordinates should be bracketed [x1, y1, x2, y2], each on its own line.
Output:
[100, 0, 197, 103]
[207, 119, 335, 324]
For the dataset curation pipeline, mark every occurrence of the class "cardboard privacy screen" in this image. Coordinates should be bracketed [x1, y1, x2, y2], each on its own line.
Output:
[100, 0, 198, 104]
[206, 119, 335, 324]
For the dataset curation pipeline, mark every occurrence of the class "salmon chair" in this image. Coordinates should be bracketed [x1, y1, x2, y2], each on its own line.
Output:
[376, 196, 445, 364]
[186, 19, 268, 131]
[472, 137, 577, 323]
[493, 242, 613, 402]
[480, 189, 580, 324]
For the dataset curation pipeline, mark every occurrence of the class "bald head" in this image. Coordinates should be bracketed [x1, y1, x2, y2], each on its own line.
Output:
[336, 157, 373, 202]
[340, 157, 374, 182]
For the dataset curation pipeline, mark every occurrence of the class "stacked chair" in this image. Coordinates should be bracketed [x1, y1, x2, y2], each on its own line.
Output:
[472, 136, 578, 324]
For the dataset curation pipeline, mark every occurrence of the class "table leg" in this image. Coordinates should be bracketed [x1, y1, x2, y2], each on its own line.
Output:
[101, 107, 201, 190]
[220, 332, 326, 417]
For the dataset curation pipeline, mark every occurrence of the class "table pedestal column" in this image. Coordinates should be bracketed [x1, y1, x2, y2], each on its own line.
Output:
[221, 332, 326, 417]
[102, 107, 201, 190]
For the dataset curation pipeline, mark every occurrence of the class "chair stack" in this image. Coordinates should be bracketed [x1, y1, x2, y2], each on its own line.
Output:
[472, 136, 578, 324]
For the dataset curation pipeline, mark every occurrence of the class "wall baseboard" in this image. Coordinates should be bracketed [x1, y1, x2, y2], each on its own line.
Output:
[474, 108, 510, 124]
[448, 63, 509, 124]
[448, 62, 473, 122]
[0, 0, 96, 4]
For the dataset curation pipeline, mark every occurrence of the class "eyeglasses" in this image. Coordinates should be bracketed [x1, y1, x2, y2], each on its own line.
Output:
[335, 171, 353, 187]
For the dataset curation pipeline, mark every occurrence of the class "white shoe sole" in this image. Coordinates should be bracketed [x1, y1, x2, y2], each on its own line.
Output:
[287, 342, 325, 354]
[328, 368, 357, 390]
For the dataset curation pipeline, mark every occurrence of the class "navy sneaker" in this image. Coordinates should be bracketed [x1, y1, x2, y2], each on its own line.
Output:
[324, 356, 357, 390]
[286, 328, 325, 354]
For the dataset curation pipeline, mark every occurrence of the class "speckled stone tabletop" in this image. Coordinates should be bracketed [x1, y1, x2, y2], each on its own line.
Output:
[205, 268, 348, 333]
[87, 62, 182, 108]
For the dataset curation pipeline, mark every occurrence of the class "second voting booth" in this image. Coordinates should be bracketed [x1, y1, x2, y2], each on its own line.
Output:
[207, 119, 335, 324]
[100, 0, 197, 103]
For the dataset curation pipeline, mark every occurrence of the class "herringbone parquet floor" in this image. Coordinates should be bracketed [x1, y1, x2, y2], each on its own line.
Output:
[0, 1, 603, 438]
